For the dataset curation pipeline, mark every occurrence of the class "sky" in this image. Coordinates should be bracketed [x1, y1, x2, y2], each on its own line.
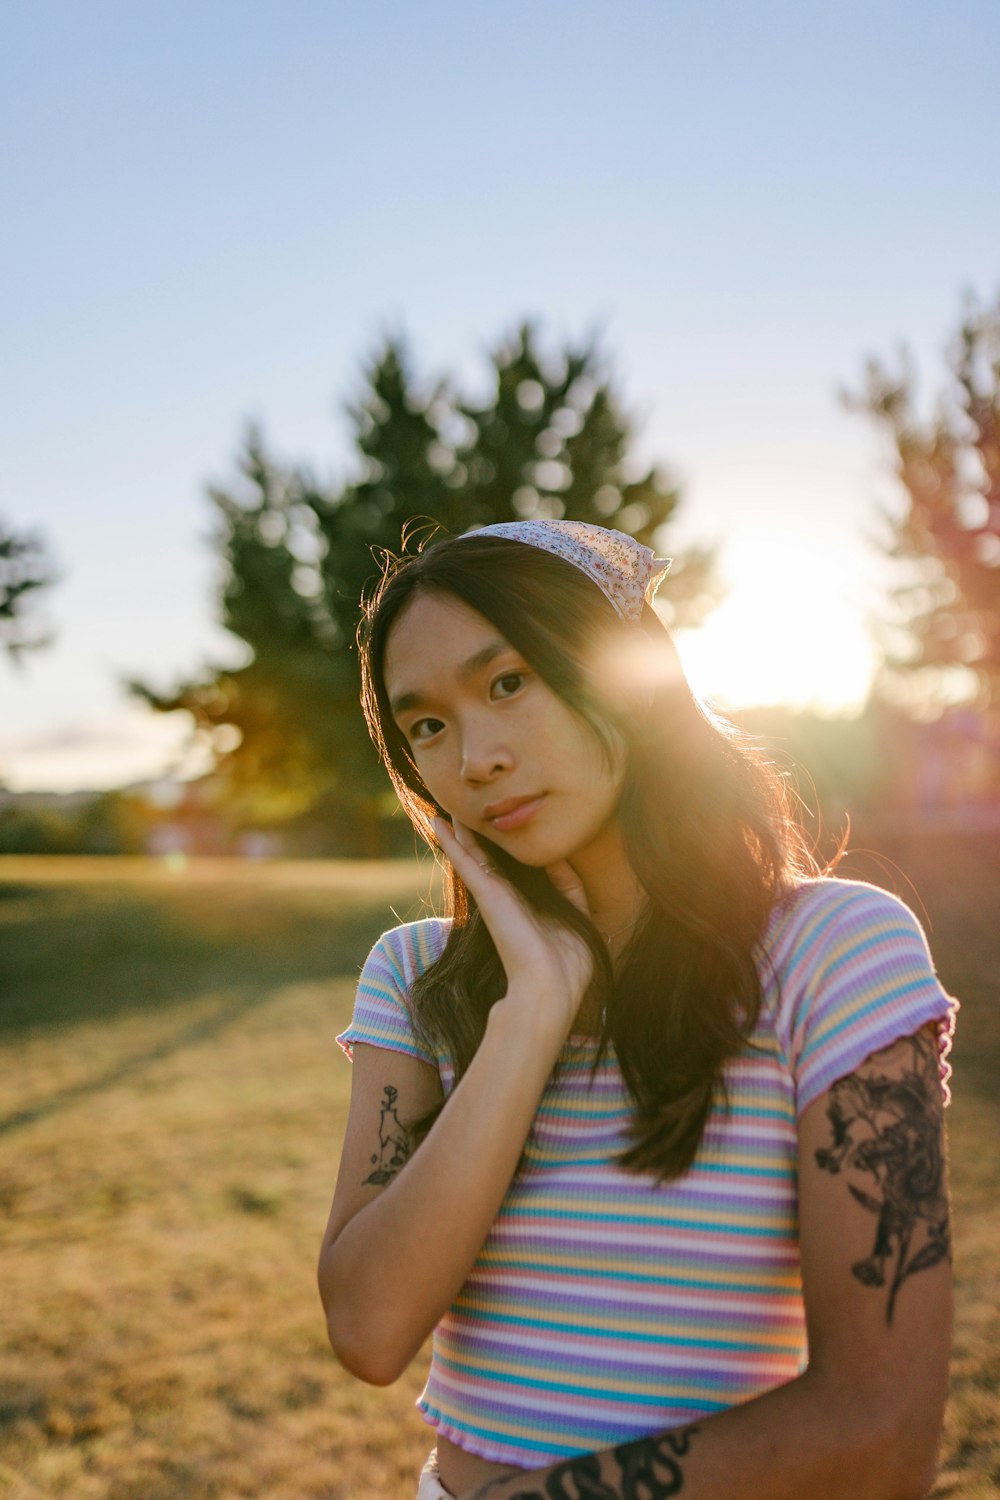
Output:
[2, 0, 998, 792]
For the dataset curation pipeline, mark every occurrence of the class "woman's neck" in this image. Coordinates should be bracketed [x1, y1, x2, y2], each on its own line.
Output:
[568, 822, 649, 942]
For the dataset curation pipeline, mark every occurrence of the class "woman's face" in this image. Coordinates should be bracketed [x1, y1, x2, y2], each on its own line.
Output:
[383, 589, 627, 870]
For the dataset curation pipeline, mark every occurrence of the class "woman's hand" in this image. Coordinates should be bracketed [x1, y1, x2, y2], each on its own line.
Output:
[434, 815, 595, 1040]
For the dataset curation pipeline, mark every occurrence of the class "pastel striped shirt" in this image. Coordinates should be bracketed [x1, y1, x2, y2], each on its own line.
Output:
[337, 877, 956, 1467]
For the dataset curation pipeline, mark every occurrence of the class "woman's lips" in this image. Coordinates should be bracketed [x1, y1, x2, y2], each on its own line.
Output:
[485, 795, 547, 832]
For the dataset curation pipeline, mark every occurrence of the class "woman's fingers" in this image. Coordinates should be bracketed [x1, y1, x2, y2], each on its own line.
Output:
[434, 816, 532, 940]
[434, 817, 594, 1035]
[452, 818, 492, 866]
[434, 817, 499, 883]
[435, 820, 590, 922]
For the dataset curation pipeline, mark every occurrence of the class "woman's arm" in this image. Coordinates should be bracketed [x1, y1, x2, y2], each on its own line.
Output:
[319, 993, 574, 1384]
[462, 1025, 952, 1500]
[319, 818, 597, 1384]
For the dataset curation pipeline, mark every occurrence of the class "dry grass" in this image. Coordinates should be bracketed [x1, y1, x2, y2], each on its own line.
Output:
[0, 858, 438, 1500]
[1, 846, 998, 1499]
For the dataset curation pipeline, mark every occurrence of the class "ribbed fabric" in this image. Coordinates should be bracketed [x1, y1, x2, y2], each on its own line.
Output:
[337, 878, 956, 1467]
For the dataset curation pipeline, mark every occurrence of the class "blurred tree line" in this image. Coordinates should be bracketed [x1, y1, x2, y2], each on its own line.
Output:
[3, 298, 997, 857]
[0, 790, 152, 855]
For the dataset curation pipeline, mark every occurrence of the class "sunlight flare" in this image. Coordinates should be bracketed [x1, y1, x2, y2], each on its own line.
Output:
[673, 535, 877, 713]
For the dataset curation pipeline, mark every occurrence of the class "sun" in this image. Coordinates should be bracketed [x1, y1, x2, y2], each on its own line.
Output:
[671, 534, 878, 714]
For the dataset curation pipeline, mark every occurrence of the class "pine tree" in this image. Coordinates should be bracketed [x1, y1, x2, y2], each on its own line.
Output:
[846, 292, 1000, 711]
[132, 322, 718, 852]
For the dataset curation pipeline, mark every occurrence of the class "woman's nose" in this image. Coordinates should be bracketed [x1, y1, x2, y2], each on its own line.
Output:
[459, 726, 513, 783]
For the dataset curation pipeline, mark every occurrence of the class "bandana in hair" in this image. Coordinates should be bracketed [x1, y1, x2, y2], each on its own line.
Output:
[463, 519, 671, 623]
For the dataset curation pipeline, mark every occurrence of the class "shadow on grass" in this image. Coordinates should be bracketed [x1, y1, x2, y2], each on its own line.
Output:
[0, 861, 437, 1137]
[0, 986, 273, 1137]
[0, 867, 431, 1034]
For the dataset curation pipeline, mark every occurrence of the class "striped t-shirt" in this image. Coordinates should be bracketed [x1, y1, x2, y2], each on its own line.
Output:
[337, 877, 956, 1467]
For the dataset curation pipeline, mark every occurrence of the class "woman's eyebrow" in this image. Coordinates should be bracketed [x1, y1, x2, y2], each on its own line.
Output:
[389, 639, 510, 717]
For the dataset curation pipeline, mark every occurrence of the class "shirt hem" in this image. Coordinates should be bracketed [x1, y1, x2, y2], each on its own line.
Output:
[418, 1402, 593, 1468]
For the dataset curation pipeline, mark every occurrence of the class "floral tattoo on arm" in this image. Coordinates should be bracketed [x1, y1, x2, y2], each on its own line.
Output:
[362, 1084, 413, 1186]
[814, 1028, 950, 1324]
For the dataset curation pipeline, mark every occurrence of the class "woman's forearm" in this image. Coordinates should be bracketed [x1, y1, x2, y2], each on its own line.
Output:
[463, 1363, 942, 1500]
[320, 989, 566, 1384]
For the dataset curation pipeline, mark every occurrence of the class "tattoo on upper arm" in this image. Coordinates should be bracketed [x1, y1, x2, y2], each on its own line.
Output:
[474, 1426, 699, 1499]
[362, 1084, 413, 1186]
[814, 1029, 950, 1324]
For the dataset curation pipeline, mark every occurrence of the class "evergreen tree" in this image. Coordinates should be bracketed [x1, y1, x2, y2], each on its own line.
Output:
[0, 517, 57, 662]
[132, 322, 718, 853]
[846, 292, 1000, 711]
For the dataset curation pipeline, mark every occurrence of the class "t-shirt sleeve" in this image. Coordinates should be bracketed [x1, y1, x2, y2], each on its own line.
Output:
[772, 881, 958, 1119]
[336, 919, 449, 1067]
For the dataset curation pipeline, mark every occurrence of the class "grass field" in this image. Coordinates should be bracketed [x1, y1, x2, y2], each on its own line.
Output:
[1, 842, 998, 1499]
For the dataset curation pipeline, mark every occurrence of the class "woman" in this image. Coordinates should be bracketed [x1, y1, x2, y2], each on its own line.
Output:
[318, 520, 956, 1500]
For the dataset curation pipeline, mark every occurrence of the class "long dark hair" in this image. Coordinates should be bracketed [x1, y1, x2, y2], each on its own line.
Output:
[358, 532, 824, 1180]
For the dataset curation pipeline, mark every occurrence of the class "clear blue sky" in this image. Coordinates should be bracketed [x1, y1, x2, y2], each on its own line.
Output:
[2, 0, 998, 790]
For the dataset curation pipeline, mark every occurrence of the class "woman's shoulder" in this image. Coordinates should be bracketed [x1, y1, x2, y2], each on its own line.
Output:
[341, 916, 453, 1066]
[757, 877, 956, 1111]
[758, 873, 945, 1012]
[364, 914, 453, 987]
[763, 875, 929, 953]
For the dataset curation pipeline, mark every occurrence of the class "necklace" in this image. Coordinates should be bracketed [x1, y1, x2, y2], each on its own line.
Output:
[599, 914, 642, 946]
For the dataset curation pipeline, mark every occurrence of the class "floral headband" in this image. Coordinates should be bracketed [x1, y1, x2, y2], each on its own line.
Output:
[461, 519, 671, 623]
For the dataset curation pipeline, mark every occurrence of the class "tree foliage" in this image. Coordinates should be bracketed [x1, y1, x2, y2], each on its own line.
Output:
[846, 292, 1000, 711]
[0, 517, 57, 663]
[0, 790, 151, 855]
[132, 323, 719, 852]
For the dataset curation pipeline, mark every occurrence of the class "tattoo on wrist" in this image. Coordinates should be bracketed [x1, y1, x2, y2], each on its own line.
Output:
[815, 1029, 950, 1324]
[362, 1084, 413, 1186]
[474, 1425, 699, 1498]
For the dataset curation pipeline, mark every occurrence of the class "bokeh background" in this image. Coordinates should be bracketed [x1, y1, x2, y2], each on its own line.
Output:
[2, 3, 998, 1497]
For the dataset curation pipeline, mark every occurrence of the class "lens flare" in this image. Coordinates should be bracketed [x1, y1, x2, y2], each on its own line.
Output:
[672, 535, 877, 713]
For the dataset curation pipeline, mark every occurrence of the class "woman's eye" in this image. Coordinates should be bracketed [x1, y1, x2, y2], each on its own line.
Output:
[409, 718, 444, 743]
[492, 671, 526, 699]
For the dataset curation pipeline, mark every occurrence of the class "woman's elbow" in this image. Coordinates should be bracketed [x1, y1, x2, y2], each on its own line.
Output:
[318, 1268, 412, 1386]
[859, 1387, 947, 1500]
[886, 1407, 946, 1499]
[812, 1364, 946, 1500]
[316, 1226, 444, 1387]
[324, 1308, 411, 1387]
[328, 1327, 405, 1386]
